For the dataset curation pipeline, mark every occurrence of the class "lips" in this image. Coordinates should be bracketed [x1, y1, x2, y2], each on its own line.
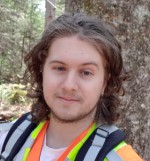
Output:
[57, 96, 79, 104]
[58, 96, 78, 101]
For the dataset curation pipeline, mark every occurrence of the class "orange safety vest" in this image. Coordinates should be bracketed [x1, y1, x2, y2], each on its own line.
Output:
[26, 121, 143, 161]
[27, 121, 95, 161]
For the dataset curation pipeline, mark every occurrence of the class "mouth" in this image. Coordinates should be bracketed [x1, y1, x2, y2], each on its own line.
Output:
[58, 96, 79, 103]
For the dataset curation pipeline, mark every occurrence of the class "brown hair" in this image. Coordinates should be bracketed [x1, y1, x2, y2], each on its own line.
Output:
[24, 13, 125, 124]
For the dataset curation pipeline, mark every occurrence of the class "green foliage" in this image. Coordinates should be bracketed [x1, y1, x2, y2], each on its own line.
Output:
[0, 0, 45, 83]
[0, 83, 30, 105]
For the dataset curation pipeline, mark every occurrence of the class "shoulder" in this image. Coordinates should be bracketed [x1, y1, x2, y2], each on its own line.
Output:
[0, 121, 15, 153]
[0, 121, 14, 132]
[95, 124, 143, 161]
[107, 141, 144, 161]
[0, 131, 8, 153]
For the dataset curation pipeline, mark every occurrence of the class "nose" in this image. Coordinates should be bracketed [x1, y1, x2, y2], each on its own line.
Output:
[62, 72, 78, 92]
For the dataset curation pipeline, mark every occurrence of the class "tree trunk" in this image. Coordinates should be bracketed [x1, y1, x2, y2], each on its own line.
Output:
[65, 0, 150, 160]
[45, 0, 56, 29]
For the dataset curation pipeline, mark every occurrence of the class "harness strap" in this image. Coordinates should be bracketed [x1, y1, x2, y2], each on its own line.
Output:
[83, 125, 118, 161]
[0, 122, 13, 132]
[0, 114, 34, 161]
[1, 113, 30, 153]
[106, 150, 123, 161]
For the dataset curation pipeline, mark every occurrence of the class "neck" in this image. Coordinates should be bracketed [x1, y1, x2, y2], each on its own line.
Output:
[46, 116, 95, 149]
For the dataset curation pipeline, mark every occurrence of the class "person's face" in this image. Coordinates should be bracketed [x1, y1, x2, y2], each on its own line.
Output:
[43, 35, 106, 123]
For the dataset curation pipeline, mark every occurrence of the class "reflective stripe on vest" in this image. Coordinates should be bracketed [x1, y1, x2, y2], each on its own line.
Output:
[25, 121, 49, 161]
[15, 121, 48, 161]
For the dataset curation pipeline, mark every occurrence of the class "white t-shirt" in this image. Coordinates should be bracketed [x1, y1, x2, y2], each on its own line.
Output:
[40, 134, 67, 161]
[0, 131, 67, 161]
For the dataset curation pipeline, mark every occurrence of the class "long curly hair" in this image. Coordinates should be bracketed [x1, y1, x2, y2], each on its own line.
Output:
[24, 13, 125, 124]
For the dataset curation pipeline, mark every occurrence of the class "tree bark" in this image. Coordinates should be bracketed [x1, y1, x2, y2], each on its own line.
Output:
[45, 0, 56, 29]
[65, 0, 150, 160]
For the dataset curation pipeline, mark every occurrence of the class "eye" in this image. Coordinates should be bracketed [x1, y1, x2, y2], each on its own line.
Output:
[53, 66, 66, 71]
[81, 70, 93, 76]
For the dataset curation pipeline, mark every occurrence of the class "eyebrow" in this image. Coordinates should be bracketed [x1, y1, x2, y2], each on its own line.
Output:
[49, 60, 65, 65]
[49, 60, 99, 69]
[82, 62, 99, 70]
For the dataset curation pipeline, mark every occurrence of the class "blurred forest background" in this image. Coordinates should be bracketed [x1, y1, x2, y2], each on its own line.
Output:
[0, 0, 149, 160]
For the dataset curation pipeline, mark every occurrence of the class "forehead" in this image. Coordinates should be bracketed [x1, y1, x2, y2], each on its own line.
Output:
[47, 35, 105, 65]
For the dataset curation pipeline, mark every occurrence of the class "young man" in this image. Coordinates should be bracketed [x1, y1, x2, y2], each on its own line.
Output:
[0, 13, 143, 161]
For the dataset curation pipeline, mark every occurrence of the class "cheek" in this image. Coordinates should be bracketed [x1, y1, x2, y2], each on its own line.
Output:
[42, 75, 48, 91]
[84, 83, 102, 101]
[42, 72, 53, 96]
[93, 78, 105, 90]
[91, 80, 105, 99]
[42, 72, 62, 95]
